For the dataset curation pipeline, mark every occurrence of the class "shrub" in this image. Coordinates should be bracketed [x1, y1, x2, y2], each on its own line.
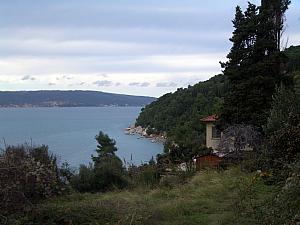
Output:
[128, 160, 160, 188]
[0, 145, 67, 215]
[93, 156, 128, 191]
[71, 131, 127, 192]
[70, 164, 96, 192]
[261, 158, 300, 225]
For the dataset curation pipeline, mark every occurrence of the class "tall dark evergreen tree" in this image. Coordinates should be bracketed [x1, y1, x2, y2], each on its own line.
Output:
[220, 3, 259, 126]
[220, 0, 290, 128]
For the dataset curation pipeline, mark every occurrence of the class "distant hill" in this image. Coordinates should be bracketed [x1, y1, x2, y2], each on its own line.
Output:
[0, 90, 155, 107]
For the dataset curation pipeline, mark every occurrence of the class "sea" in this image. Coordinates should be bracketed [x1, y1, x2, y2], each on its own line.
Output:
[0, 107, 163, 167]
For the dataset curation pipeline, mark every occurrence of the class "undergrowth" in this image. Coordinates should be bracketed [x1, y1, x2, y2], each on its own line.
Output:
[9, 168, 277, 225]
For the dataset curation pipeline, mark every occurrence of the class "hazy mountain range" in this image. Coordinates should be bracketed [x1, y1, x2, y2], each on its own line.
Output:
[0, 90, 155, 107]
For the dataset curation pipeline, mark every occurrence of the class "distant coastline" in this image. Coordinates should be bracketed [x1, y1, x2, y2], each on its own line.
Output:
[0, 90, 156, 108]
[0, 105, 148, 108]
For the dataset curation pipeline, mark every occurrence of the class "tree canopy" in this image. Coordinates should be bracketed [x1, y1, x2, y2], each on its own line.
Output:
[219, 1, 291, 128]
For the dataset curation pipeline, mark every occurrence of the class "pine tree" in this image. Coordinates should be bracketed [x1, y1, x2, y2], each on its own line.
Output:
[92, 131, 120, 166]
[220, 0, 290, 128]
[220, 3, 259, 126]
[90, 131, 126, 191]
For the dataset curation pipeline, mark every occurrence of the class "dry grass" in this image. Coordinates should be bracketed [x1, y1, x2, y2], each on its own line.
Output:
[12, 168, 275, 225]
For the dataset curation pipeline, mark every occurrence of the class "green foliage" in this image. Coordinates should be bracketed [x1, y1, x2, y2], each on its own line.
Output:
[92, 131, 118, 166]
[285, 45, 300, 73]
[265, 85, 297, 135]
[258, 86, 300, 182]
[294, 73, 300, 100]
[71, 131, 127, 193]
[14, 168, 277, 225]
[0, 145, 67, 215]
[220, 1, 291, 128]
[128, 161, 160, 188]
[93, 157, 127, 191]
[136, 74, 227, 135]
[258, 158, 300, 225]
[136, 75, 226, 170]
[70, 164, 96, 192]
[165, 130, 211, 171]
[267, 116, 300, 166]
[235, 159, 300, 225]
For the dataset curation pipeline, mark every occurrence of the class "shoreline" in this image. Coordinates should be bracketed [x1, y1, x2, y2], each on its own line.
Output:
[125, 126, 167, 144]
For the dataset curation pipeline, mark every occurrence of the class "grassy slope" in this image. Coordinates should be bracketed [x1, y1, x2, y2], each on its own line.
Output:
[15, 168, 275, 225]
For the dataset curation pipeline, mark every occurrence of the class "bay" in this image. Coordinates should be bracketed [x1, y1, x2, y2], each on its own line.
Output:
[0, 107, 163, 167]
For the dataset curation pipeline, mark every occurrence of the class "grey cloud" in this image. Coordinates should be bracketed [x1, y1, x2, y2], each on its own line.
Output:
[62, 75, 73, 80]
[93, 80, 113, 87]
[129, 82, 150, 87]
[56, 75, 73, 81]
[98, 73, 108, 78]
[0, 1, 234, 31]
[156, 82, 177, 87]
[22, 75, 36, 81]
[115, 82, 121, 86]
[48, 82, 56, 86]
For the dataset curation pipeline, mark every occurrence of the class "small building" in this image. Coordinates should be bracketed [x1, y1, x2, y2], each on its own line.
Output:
[200, 115, 221, 150]
[195, 153, 222, 169]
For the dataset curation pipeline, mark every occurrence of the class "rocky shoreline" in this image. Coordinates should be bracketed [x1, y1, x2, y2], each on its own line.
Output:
[125, 126, 167, 143]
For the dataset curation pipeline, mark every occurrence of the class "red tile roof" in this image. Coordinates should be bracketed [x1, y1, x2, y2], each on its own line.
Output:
[200, 114, 218, 122]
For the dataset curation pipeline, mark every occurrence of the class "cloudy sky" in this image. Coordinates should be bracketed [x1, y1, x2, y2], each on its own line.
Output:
[0, 0, 299, 97]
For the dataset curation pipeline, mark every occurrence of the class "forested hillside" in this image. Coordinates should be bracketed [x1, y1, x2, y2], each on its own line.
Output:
[136, 74, 228, 139]
[136, 46, 300, 152]
[136, 45, 299, 143]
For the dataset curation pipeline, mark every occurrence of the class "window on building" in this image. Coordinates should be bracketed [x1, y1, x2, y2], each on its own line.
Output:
[212, 126, 221, 139]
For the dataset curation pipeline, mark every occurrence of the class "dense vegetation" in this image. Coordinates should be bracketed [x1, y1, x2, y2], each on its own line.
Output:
[0, 90, 155, 107]
[285, 45, 300, 72]
[2, 0, 300, 224]
[217, 1, 291, 128]
[0, 145, 70, 215]
[7, 167, 299, 225]
[136, 74, 227, 133]
[136, 45, 300, 136]
[71, 132, 128, 193]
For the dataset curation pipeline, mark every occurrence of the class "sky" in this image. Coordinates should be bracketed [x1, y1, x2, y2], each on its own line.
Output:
[0, 0, 299, 97]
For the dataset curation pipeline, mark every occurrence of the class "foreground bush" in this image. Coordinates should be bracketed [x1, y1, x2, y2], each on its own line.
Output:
[71, 160, 128, 193]
[258, 158, 300, 225]
[0, 145, 67, 215]
[127, 158, 161, 188]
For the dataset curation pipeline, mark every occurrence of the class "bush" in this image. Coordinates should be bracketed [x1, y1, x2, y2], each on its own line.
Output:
[71, 131, 127, 193]
[237, 158, 300, 225]
[93, 156, 128, 191]
[70, 164, 96, 192]
[128, 160, 160, 188]
[0, 145, 67, 215]
[71, 158, 127, 193]
[260, 158, 300, 225]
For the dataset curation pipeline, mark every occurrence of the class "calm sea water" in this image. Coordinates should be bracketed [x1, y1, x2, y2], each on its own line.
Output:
[0, 107, 163, 167]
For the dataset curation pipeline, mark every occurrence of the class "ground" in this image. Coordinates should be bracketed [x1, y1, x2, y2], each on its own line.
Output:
[12, 168, 275, 225]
